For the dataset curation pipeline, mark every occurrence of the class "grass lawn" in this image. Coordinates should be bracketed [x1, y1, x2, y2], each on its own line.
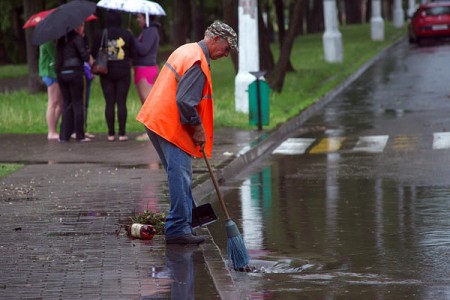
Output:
[0, 164, 23, 179]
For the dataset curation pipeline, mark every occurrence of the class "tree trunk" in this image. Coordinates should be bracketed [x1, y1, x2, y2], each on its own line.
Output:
[274, 0, 285, 43]
[311, 0, 324, 33]
[383, 0, 393, 21]
[173, 0, 191, 47]
[365, 0, 372, 22]
[345, 0, 363, 24]
[337, 0, 345, 25]
[190, 0, 204, 42]
[272, 0, 295, 72]
[258, 0, 274, 72]
[267, 0, 302, 92]
[306, 0, 324, 33]
[294, 0, 304, 36]
[23, 0, 45, 94]
[223, 0, 238, 72]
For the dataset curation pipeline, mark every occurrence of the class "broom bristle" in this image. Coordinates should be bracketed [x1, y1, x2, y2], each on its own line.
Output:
[224, 219, 250, 269]
[227, 234, 250, 270]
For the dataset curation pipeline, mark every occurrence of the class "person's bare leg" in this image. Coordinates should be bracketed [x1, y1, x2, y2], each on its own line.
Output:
[136, 79, 153, 141]
[46, 83, 63, 140]
[136, 79, 152, 104]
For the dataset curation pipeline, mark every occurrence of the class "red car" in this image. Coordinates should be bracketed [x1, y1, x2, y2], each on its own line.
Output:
[408, 2, 450, 44]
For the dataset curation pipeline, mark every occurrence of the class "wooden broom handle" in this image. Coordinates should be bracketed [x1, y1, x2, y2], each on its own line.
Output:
[201, 148, 231, 220]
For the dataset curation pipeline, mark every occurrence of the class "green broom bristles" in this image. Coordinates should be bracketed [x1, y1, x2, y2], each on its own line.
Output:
[225, 219, 249, 270]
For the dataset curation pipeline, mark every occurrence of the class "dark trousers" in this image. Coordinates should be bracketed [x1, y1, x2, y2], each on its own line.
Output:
[100, 67, 131, 136]
[58, 69, 85, 141]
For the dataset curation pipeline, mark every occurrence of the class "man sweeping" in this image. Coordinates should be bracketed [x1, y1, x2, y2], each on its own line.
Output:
[136, 21, 238, 245]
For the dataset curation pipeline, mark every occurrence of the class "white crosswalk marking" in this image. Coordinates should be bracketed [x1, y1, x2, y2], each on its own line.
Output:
[353, 135, 389, 153]
[432, 132, 450, 150]
[272, 138, 315, 155]
[272, 133, 450, 156]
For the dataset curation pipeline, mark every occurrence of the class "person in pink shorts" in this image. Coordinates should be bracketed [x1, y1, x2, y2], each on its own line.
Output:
[132, 13, 161, 141]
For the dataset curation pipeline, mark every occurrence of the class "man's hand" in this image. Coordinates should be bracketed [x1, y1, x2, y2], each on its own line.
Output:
[191, 124, 206, 148]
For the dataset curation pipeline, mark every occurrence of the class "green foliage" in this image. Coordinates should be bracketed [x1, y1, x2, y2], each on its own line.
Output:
[0, 0, 21, 32]
[130, 210, 166, 234]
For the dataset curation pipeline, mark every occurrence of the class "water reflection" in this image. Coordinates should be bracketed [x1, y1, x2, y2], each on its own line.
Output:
[214, 154, 450, 298]
[165, 244, 197, 300]
[204, 42, 450, 298]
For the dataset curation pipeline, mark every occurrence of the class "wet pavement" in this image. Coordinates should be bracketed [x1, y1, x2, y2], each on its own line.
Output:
[0, 39, 404, 299]
[205, 40, 450, 299]
[0, 130, 262, 299]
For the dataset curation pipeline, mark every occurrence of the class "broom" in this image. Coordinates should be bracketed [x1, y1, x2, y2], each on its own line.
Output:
[201, 148, 250, 270]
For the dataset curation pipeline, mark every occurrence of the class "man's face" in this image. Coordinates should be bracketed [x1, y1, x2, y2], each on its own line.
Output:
[210, 36, 230, 60]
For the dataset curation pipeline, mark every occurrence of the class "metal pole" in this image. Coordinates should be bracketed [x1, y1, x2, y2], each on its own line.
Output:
[255, 78, 262, 130]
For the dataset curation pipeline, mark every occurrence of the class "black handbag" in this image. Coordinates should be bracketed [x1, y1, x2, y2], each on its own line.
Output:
[92, 29, 108, 75]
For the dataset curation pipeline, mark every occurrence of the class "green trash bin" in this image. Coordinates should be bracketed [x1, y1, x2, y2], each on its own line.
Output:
[248, 78, 270, 129]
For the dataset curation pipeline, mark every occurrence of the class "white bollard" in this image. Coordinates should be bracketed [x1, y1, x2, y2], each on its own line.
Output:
[322, 0, 343, 63]
[371, 0, 384, 41]
[235, 0, 259, 113]
[407, 0, 417, 18]
[393, 0, 405, 28]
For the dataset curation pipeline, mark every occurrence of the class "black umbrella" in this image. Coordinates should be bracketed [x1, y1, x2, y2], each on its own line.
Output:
[32, 0, 97, 45]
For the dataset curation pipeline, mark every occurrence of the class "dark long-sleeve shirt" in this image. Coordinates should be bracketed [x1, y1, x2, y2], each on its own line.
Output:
[133, 22, 160, 67]
[92, 26, 136, 69]
[56, 32, 90, 72]
[176, 40, 210, 125]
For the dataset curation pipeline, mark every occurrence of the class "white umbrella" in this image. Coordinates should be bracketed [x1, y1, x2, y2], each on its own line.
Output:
[123, 0, 166, 26]
[97, 0, 128, 11]
[122, 0, 166, 16]
[97, 0, 166, 26]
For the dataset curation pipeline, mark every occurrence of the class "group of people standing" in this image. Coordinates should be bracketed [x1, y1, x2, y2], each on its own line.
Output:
[38, 9, 160, 142]
[39, 9, 239, 246]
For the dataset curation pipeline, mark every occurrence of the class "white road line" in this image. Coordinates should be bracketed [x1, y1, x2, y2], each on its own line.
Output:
[353, 135, 389, 153]
[272, 138, 315, 155]
[273, 133, 450, 155]
[432, 132, 450, 150]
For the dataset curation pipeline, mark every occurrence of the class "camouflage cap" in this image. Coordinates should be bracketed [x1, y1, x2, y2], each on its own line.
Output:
[206, 21, 238, 51]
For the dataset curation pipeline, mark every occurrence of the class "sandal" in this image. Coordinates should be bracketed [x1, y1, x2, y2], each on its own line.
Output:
[107, 135, 115, 142]
[119, 135, 129, 141]
[78, 137, 92, 143]
[48, 133, 59, 140]
[135, 133, 149, 141]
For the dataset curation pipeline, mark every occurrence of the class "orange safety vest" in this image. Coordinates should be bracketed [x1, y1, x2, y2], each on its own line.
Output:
[136, 43, 214, 158]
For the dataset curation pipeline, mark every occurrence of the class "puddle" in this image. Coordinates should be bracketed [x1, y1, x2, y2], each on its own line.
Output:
[245, 259, 315, 274]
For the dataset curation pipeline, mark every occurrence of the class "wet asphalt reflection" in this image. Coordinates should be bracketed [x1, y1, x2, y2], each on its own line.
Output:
[207, 41, 450, 299]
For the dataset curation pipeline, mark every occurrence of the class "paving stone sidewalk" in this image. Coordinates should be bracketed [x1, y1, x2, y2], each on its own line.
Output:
[0, 129, 263, 299]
